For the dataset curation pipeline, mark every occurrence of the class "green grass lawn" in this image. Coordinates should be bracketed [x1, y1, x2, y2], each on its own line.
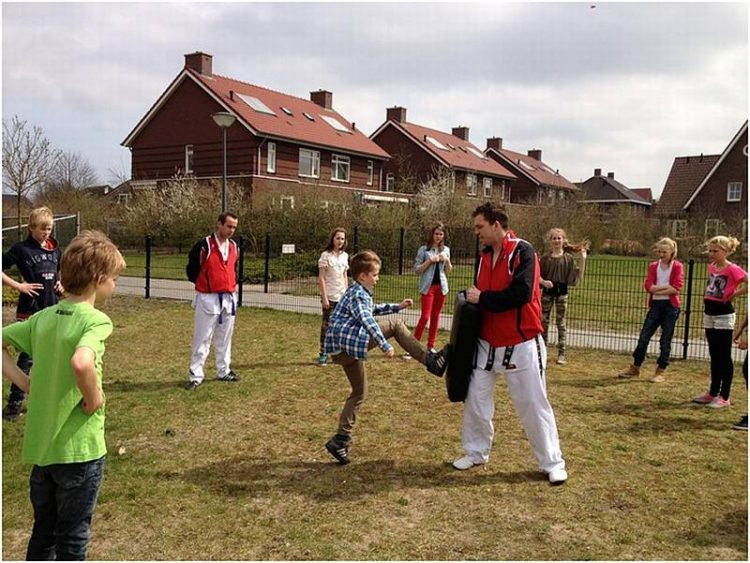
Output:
[2, 296, 747, 560]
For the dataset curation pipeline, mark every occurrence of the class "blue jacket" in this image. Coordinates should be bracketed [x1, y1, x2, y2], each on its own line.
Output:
[414, 245, 450, 295]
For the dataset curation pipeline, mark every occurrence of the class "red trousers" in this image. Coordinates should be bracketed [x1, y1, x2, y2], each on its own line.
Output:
[414, 284, 446, 349]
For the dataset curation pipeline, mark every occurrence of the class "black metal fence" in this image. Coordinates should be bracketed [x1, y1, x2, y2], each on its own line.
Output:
[110, 228, 747, 363]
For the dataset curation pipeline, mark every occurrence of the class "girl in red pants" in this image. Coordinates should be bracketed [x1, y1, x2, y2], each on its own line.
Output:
[413, 222, 452, 353]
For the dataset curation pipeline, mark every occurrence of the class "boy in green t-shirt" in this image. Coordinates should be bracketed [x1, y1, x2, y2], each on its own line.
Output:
[2, 230, 125, 561]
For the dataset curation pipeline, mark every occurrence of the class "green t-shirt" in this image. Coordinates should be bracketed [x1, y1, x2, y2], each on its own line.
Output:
[3, 300, 113, 466]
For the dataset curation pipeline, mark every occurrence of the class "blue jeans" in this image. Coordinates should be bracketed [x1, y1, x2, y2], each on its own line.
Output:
[27, 457, 105, 561]
[633, 301, 680, 369]
[8, 352, 32, 404]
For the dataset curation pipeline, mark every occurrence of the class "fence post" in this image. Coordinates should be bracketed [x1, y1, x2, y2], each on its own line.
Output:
[398, 227, 405, 275]
[237, 235, 245, 307]
[263, 232, 270, 294]
[473, 235, 481, 280]
[682, 258, 695, 359]
[145, 235, 152, 299]
[353, 226, 360, 254]
[76, 211, 81, 235]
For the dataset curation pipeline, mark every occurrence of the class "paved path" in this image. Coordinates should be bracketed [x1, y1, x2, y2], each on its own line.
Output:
[117, 277, 739, 362]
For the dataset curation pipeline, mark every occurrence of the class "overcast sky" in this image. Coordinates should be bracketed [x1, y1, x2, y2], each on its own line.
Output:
[2, 2, 747, 197]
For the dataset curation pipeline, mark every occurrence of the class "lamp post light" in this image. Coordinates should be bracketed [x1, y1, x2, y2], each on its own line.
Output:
[212, 112, 237, 212]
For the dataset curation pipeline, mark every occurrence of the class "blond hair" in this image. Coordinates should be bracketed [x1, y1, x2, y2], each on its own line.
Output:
[61, 230, 126, 295]
[28, 207, 54, 229]
[706, 235, 741, 256]
[654, 237, 678, 261]
[546, 227, 590, 253]
[350, 250, 381, 281]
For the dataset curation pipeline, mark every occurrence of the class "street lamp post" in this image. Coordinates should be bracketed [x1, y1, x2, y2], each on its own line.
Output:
[212, 112, 237, 212]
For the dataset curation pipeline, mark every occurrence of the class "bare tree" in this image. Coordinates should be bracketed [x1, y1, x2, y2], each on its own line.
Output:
[2, 116, 59, 238]
[37, 151, 99, 202]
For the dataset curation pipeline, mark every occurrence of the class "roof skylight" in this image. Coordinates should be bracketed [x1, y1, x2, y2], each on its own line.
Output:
[320, 115, 351, 133]
[467, 146, 486, 160]
[303, 112, 315, 121]
[425, 136, 449, 150]
[237, 93, 276, 116]
[519, 160, 535, 171]
[281, 107, 293, 116]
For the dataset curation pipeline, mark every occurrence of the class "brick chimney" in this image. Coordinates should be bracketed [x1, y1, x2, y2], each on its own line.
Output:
[594, 168, 602, 176]
[310, 90, 333, 110]
[607, 172, 615, 179]
[387, 106, 407, 123]
[528, 149, 542, 162]
[184, 52, 213, 76]
[486, 137, 503, 151]
[452, 126, 470, 141]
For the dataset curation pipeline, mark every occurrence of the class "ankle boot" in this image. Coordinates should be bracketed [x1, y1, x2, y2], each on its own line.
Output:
[650, 367, 666, 383]
[617, 364, 640, 379]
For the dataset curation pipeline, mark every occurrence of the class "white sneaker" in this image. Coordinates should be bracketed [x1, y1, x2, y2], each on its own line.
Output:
[547, 468, 568, 485]
[402, 354, 412, 360]
[556, 355, 567, 365]
[452, 455, 482, 471]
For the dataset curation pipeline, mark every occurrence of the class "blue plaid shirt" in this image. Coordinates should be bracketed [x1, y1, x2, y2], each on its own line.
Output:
[323, 281, 401, 359]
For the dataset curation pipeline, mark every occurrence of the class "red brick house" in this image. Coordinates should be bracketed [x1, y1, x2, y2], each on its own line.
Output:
[122, 52, 391, 209]
[655, 121, 747, 241]
[578, 169, 652, 217]
[369, 107, 516, 200]
[484, 138, 580, 204]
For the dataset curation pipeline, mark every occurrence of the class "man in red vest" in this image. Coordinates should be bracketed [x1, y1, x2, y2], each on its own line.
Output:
[185, 212, 240, 390]
[452, 202, 567, 485]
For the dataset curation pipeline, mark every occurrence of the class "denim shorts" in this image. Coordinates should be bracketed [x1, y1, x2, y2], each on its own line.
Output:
[704, 313, 736, 330]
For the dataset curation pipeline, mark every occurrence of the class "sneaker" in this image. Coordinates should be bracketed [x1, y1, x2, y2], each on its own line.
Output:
[617, 365, 640, 379]
[452, 455, 483, 471]
[2, 401, 23, 421]
[556, 354, 567, 365]
[650, 367, 666, 383]
[706, 397, 731, 409]
[426, 345, 450, 378]
[402, 354, 412, 360]
[184, 380, 201, 390]
[325, 436, 351, 465]
[428, 347, 437, 354]
[732, 415, 748, 431]
[217, 370, 240, 382]
[318, 354, 328, 366]
[692, 391, 716, 404]
[547, 468, 568, 485]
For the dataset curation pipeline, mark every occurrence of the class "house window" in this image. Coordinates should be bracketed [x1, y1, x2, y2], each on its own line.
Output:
[267, 142, 276, 174]
[558, 191, 565, 202]
[727, 182, 742, 202]
[117, 193, 131, 205]
[743, 219, 747, 241]
[483, 178, 492, 198]
[298, 149, 320, 178]
[280, 196, 295, 210]
[537, 189, 544, 205]
[466, 173, 477, 196]
[185, 145, 194, 175]
[450, 171, 456, 193]
[705, 218, 722, 237]
[385, 173, 395, 192]
[367, 160, 374, 186]
[331, 154, 350, 183]
[548, 190, 556, 206]
[669, 219, 688, 239]
[498, 182, 506, 201]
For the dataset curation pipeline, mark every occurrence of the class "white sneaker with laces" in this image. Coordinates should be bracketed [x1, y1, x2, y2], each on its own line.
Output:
[547, 468, 568, 485]
[452, 455, 482, 471]
[557, 355, 567, 365]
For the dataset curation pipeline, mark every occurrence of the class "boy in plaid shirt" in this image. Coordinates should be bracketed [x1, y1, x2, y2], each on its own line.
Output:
[323, 250, 449, 464]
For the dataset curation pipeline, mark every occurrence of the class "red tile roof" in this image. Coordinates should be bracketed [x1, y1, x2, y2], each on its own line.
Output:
[655, 154, 720, 215]
[385, 121, 516, 179]
[631, 188, 653, 202]
[491, 148, 578, 190]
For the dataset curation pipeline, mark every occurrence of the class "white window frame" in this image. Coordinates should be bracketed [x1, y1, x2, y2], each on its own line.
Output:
[185, 145, 194, 175]
[385, 173, 395, 192]
[267, 142, 276, 173]
[331, 154, 351, 183]
[498, 181, 506, 201]
[705, 218, 722, 237]
[483, 177, 492, 198]
[298, 148, 320, 178]
[727, 182, 742, 202]
[466, 173, 477, 196]
[669, 219, 688, 239]
[280, 195, 295, 210]
[450, 171, 456, 193]
[117, 193, 131, 205]
[547, 189, 556, 206]
[367, 160, 374, 186]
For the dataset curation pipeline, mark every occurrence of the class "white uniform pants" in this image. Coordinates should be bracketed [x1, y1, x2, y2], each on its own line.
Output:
[461, 336, 565, 473]
[189, 292, 236, 382]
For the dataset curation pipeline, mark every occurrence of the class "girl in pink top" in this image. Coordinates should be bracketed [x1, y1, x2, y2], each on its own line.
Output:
[618, 238, 683, 382]
[692, 236, 747, 408]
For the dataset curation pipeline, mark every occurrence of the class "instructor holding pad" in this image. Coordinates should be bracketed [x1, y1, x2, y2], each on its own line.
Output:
[452, 202, 567, 485]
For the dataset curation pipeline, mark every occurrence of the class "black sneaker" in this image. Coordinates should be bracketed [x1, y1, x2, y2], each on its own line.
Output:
[184, 380, 202, 391]
[325, 436, 351, 465]
[426, 345, 450, 377]
[732, 415, 748, 431]
[2, 402, 23, 421]
[217, 370, 240, 382]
